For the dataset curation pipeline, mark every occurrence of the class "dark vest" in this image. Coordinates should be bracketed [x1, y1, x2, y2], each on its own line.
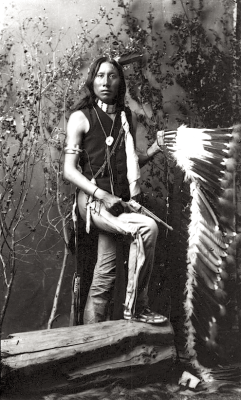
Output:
[79, 105, 135, 201]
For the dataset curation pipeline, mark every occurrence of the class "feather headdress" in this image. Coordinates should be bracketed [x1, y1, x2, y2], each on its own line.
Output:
[163, 124, 241, 384]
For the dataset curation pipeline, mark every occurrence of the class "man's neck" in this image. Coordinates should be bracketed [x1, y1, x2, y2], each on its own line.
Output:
[96, 99, 117, 114]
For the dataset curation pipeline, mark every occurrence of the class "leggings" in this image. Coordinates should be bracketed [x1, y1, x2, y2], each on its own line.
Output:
[78, 190, 158, 324]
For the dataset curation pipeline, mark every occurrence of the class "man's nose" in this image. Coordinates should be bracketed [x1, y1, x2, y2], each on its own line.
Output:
[103, 75, 110, 86]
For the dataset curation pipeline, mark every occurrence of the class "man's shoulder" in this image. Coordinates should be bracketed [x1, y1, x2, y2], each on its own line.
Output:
[67, 109, 90, 134]
[70, 107, 92, 121]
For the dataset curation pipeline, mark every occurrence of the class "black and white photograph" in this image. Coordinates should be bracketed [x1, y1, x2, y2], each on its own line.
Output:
[0, 1, 241, 399]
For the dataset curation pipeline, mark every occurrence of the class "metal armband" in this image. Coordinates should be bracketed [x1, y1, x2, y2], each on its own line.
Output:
[64, 145, 83, 155]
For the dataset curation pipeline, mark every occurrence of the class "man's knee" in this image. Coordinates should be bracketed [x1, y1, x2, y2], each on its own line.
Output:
[147, 218, 159, 238]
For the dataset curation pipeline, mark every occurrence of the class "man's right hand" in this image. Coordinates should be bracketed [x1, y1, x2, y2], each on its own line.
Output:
[95, 189, 126, 216]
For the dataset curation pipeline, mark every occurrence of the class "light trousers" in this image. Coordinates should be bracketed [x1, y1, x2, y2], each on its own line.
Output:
[78, 191, 158, 324]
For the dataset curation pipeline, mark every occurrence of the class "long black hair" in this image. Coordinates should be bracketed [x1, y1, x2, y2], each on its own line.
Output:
[74, 55, 126, 111]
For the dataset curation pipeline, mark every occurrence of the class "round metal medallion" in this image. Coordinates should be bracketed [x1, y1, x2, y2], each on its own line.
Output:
[106, 136, 114, 146]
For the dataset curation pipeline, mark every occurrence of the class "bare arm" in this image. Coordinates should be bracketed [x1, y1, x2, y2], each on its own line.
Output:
[63, 110, 96, 195]
[131, 112, 165, 168]
[63, 111, 124, 211]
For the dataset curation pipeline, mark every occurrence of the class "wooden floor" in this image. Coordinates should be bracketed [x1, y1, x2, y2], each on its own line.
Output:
[1, 319, 176, 395]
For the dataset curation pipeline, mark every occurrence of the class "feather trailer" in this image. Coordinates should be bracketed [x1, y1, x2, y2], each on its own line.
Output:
[198, 234, 227, 260]
[165, 125, 241, 383]
[194, 281, 226, 316]
[193, 253, 218, 290]
[199, 222, 229, 251]
[190, 284, 226, 353]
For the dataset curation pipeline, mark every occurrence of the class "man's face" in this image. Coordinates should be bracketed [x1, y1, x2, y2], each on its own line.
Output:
[93, 62, 120, 105]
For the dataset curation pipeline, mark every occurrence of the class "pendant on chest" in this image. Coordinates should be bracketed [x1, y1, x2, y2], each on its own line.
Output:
[106, 136, 114, 146]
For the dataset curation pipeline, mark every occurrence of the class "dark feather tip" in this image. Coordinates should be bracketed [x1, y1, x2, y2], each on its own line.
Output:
[118, 52, 144, 66]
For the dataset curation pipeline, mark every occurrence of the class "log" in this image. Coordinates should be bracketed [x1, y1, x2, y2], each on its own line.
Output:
[1, 319, 176, 395]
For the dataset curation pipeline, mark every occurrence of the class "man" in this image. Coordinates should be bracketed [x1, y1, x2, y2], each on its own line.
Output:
[64, 55, 167, 324]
